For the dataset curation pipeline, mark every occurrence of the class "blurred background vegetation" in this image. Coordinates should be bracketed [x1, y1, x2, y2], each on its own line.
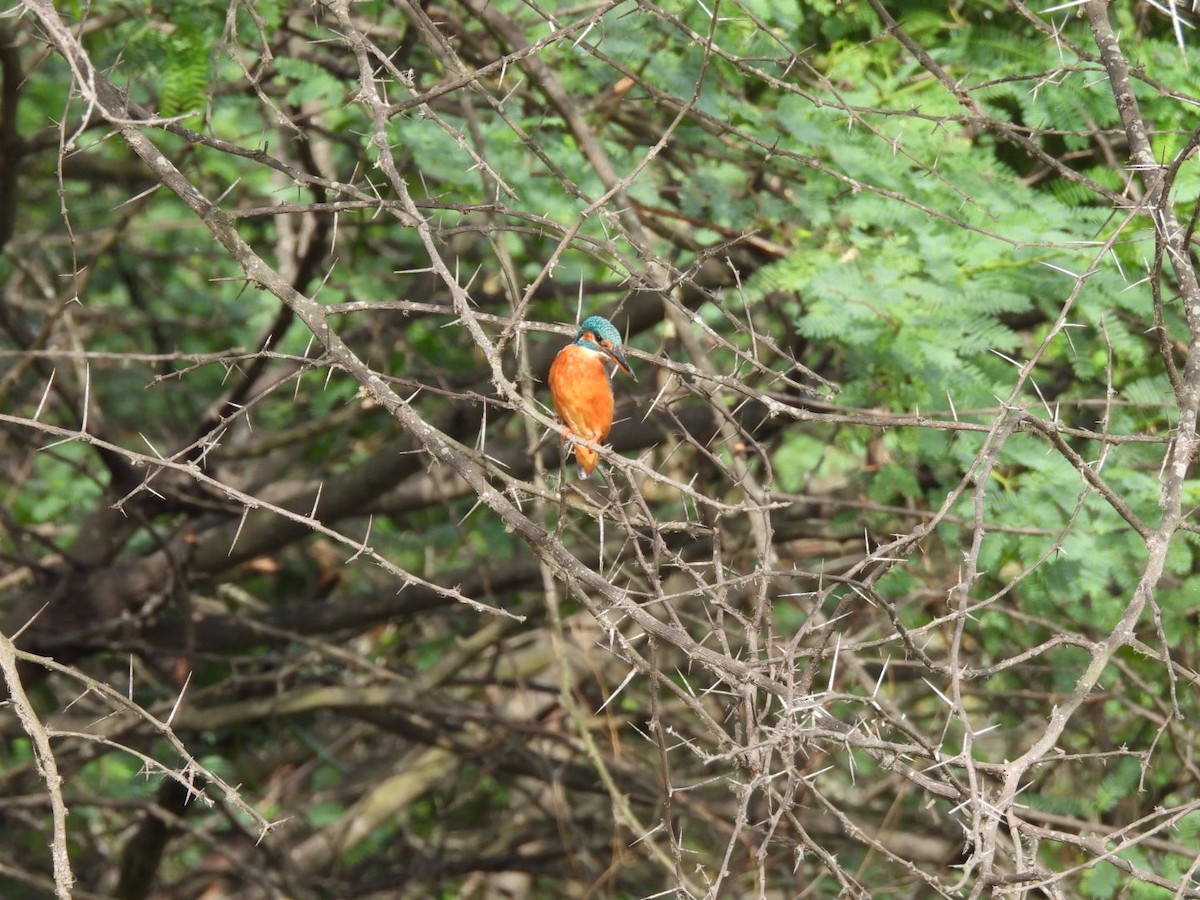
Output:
[4, 0, 1200, 897]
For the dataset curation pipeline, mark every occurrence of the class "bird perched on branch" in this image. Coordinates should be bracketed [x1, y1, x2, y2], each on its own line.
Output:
[548, 315, 637, 478]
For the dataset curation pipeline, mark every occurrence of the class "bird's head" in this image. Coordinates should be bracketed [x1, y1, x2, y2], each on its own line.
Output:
[575, 315, 637, 382]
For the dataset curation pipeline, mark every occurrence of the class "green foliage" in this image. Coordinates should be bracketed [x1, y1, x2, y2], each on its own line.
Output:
[1094, 757, 1140, 815]
[272, 58, 345, 110]
[1176, 810, 1200, 842]
[710, 4, 1198, 668]
[10, 0, 1200, 897]
[305, 800, 344, 828]
[94, 5, 225, 121]
[12, 445, 105, 530]
[772, 429, 852, 493]
[1081, 860, 1122, 899]
[158, 32, 211, 119]
[78, 752, 157, 801]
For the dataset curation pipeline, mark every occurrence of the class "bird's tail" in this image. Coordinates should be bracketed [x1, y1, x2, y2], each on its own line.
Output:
[575, 444, 599, 478]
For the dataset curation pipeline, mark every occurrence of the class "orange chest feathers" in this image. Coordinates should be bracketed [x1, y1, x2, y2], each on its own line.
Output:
[548, 344, 615, 442]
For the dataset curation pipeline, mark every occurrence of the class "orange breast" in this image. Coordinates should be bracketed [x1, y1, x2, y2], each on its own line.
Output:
[548, 344, 614, 474]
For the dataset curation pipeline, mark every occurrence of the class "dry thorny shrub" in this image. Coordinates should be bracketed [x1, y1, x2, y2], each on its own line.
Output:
[4, 1, 1200, 897]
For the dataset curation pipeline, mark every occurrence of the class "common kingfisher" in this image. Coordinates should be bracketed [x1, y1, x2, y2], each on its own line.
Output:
[548, 315, 637, 477]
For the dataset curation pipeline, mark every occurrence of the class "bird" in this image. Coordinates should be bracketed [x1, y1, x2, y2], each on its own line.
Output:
[548, 315, 638, 478]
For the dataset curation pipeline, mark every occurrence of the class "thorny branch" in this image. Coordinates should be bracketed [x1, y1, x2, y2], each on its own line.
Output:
[5, 0, 1200, 897]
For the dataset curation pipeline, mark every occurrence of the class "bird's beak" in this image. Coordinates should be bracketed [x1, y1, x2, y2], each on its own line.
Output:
[606, 346, 637, 382]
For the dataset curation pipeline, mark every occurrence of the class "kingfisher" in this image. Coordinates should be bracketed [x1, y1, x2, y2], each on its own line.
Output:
[548, 315, 637, 478]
